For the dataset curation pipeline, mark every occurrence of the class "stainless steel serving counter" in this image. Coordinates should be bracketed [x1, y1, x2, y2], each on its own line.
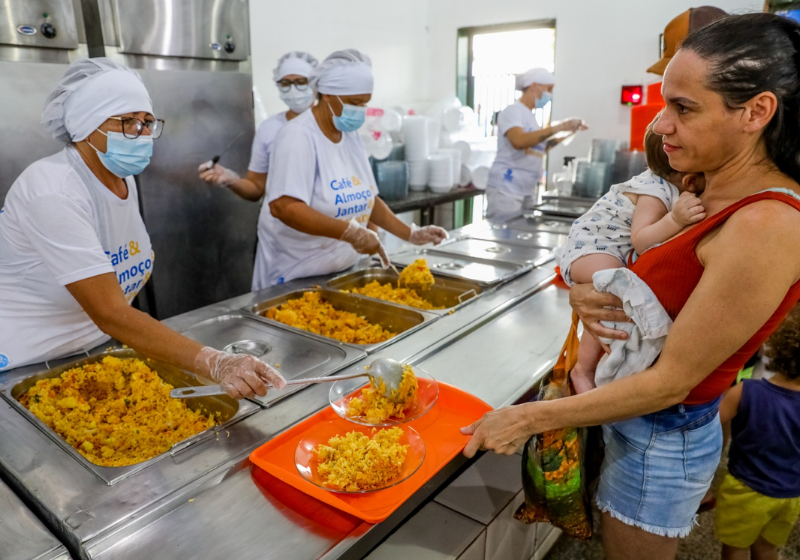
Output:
[0, 217, 574, 560]
[0, 476, 69, 560]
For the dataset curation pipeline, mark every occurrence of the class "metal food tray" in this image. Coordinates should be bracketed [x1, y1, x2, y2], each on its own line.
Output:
[508, 214, 575, 235]
[247, 288, 437, 353]
[390, 249, 532, 286]
[435, 238, 553, 268]
[471, 224, 567, 249]
[178, 313, 365, 406]
[531, 198, 595, 219]
[0, 349, 260, 486]
[326, 267, 483, 315]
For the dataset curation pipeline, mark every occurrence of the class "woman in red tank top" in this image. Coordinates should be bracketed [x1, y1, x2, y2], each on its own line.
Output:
[462, 14, 800, 560]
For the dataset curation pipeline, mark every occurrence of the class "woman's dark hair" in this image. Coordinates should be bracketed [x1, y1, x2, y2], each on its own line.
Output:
[764, 303, 800, 379]
[680, 13, 800, 182]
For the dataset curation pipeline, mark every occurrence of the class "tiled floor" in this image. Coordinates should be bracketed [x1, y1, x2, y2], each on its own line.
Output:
[545, 461, 800, 560]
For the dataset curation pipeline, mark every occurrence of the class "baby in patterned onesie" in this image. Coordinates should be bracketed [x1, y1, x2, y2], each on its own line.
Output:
[559, 117, 706, 394]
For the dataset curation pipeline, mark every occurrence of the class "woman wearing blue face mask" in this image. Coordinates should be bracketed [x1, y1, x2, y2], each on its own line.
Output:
[198, 51, 318, 201]
[0, 58, 287, 400]
[486, 67, 588, 221]
[257, 49, 448, 289]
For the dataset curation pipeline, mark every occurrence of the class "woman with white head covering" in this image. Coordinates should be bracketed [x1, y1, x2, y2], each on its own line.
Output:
[255, 49, 448, 289]
[0, 58, 286, 399]
[486, 67, 588, 221]
[198, 51, 318, 200]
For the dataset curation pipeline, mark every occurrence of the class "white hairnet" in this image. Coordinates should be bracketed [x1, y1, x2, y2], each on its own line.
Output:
[273, 51, 318, 81]
[515, 67, 555, 91]
[309, 49, 374, 96]
[41, 58, 153, 143]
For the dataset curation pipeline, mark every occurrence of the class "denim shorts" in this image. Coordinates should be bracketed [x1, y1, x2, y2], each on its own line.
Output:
[596, 398, 723, 538]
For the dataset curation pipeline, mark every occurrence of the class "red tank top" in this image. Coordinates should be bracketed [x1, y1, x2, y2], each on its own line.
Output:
[630, 190, 800, 404]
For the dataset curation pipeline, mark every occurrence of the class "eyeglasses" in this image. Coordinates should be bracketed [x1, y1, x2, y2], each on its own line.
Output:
[277, 77, 309, 93]
[107, 116, 165, 139]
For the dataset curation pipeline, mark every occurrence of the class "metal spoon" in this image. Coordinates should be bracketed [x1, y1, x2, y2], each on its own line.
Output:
[170, 357, 407, 400]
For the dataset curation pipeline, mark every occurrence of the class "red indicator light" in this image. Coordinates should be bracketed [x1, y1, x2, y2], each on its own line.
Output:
[621, 85, 644, 106]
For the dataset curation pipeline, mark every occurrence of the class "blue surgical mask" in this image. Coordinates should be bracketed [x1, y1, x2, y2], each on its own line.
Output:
[535, 91, 552, 110]
[329, 97, 367, 132]
[89, 130, 153, 178]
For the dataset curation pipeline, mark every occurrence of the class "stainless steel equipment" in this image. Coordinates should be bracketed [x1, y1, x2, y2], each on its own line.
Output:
[0, 477, 69, 560]
[1, 348, 259, 485]
[177, 312, 365, 406]
[531, 195, 594, 219]
[327, 267, 483, 314]
[0, 0, 86, 206]
[507, 214, 575, 235]
[434, 238, 553, 268]
[470, 223, 567, 249]
[90, 0, 258, 319]
[249, 288, 437, 353]
[391, 249, 533, 286]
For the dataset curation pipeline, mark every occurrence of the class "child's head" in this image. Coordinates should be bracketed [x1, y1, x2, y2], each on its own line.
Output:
[765, 303, 800, 381]
[645, 114, 705, 195]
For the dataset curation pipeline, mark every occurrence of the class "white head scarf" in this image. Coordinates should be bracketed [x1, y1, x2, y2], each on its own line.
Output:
[515, 67, 555, 92]
[273, 51, 318, 81]
[309, 49, 374, 96]
[41, 58, 153, 143]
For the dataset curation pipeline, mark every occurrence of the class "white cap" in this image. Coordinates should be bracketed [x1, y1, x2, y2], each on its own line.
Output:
[41, 58, 153, 143]
[515, 67, 555, 91]
[273, 51, 318, 81]
[309, 49, 374, 96]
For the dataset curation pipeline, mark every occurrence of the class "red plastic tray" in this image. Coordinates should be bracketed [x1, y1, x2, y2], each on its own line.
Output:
[250, 382, 493, 523]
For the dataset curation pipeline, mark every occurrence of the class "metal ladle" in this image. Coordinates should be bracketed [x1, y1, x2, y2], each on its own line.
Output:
[170, 358, 406, 400]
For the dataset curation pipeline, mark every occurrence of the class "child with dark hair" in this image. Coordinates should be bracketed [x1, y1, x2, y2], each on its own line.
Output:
[715, 303, 800, 560]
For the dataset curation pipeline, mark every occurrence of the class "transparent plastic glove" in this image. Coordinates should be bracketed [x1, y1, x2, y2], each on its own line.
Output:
[340, 218, 389, 267]
[198, 162, 240, 188]
[408, 223, 449, 246]
[194, 346, 287, 400]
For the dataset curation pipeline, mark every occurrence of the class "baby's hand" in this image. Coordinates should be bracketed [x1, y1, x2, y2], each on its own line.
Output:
[671, 191, 706, 227]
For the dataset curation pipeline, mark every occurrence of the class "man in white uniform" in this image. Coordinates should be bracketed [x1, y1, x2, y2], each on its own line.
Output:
[486, 68, 587, 221]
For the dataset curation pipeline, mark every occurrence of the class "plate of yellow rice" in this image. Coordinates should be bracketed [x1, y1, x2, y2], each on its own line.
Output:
[295, 421, 425, 493]
[329, 364, 439, 426]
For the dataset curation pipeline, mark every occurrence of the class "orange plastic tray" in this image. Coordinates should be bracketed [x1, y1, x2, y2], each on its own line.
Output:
[250, 382, 493, 523]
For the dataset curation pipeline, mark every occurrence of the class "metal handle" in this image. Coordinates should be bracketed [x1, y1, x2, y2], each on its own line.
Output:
[170, 371, 370, 399]
[458, 289, 477, 303]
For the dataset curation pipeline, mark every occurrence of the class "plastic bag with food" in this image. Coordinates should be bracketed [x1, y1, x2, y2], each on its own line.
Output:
[513, 312, 593, 540]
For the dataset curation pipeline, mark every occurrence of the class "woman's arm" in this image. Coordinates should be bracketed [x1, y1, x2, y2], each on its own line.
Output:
[269, 195, 349, 239]
[368, 197, 411, 241]
[631, 192, 706, 254]
[463, 200, 800, 456]
[227, 171, 267, 202]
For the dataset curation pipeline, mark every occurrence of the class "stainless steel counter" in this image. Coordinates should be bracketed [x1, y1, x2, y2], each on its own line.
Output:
[0, 476, 69, 560]
[0, 218, 574, 560]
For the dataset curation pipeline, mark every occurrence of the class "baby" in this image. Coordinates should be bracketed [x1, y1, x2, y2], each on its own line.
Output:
[558, 116, 705, 393]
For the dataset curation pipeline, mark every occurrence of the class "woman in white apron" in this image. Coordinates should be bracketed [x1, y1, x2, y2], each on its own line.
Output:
[486, 67, 588, 221]
[198, 51, 318, 200]
[255, 49, 448, 289]
[0, 58, 285, 399]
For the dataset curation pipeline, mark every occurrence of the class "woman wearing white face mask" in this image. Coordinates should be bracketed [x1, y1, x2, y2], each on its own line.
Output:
[486, 67, 588, 221]
[257, 49, 448, 289]
[0, 58, 286, 400]
[198, 51, 318, 200]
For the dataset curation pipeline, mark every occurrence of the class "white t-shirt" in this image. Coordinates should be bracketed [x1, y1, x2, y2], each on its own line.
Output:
[0, 147, 153, 371]
[253, 110, 376, 289]
[248, 111, 289, 174]
[487, 102, 546, 196]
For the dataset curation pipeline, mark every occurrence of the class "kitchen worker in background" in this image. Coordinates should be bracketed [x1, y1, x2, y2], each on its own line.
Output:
[198, 51, 318, 199]
[0, 58, 286, 400]
[255, 49, 448, 289]
[486, 67, 588, 221]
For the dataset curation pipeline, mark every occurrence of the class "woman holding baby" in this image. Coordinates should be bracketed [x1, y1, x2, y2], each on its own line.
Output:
[461, 13, 800, 560]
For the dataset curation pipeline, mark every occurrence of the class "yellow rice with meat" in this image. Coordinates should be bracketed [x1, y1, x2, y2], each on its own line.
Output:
[346, 364, 418, 424]
[265, 291, 395, 344]
[343, 280, 443, 310]
[315, 427, 408, 491]
[398, 259, 435, 290]
[19, 356, 217, 467]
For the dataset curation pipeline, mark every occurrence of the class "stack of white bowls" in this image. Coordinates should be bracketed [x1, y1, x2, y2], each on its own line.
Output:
[437, 148, 462, 188]
[427, 154, 454, 193]
[403, 115, 431, 191]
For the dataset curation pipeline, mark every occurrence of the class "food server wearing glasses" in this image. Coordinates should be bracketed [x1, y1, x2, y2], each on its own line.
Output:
[198, 51, 318, 201]
[0, 58, 287, 400]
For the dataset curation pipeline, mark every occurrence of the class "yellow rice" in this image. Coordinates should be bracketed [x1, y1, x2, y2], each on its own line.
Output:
[398, 259, 435, 290]
[346, 365, 418, 424]
[343, 280, 443, 310]
[315, 427, 408, 491]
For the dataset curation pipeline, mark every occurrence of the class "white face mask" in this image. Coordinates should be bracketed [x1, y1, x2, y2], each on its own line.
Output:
[278, 84, 314, 113]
